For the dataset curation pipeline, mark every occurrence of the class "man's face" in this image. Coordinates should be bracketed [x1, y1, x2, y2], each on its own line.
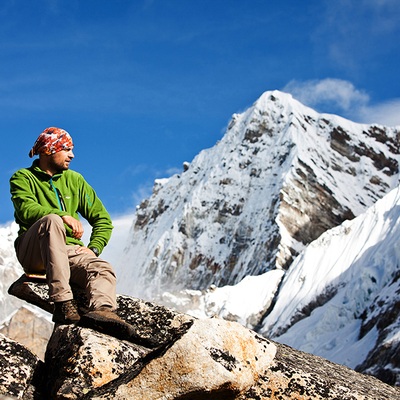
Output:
[48, 147, 74, 172]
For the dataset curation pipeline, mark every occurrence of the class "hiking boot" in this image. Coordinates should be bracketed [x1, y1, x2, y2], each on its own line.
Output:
[53, 300, 81, 324]
[83, 306, 129, 328]
[80, 306, 159, 348]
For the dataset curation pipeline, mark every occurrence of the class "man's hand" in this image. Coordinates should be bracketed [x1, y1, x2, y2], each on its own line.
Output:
[61, 215, 84, 239]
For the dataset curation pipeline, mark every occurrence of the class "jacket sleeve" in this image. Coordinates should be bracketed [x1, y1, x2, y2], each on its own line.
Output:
[77, 174, 113, 254]
[10, 170, 68, 227]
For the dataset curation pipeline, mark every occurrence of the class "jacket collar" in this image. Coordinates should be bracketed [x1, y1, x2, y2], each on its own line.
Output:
[30, 159, 64, 181]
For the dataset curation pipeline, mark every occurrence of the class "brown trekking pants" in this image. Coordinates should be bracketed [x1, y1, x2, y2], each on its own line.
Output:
[14, 214, 117, 310]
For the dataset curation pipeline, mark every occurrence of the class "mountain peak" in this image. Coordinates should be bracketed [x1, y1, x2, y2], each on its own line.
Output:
[119, 91, 400, 299]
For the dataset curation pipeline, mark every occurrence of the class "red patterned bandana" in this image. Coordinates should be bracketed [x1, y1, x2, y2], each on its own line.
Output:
[29, 127, 73, 158]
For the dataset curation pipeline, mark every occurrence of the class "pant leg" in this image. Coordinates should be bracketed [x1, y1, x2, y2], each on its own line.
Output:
[15, 214, 74, 303]
[67, 245, 117, 310]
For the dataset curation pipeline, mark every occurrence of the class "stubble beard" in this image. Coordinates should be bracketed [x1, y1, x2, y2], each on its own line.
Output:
[49, 158, 71, 173]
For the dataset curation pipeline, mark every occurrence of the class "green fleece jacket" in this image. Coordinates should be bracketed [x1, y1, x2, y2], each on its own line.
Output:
[10, 160, 113, 254]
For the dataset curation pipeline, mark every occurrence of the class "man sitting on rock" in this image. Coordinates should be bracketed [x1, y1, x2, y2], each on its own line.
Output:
[10, 127, 124, 327]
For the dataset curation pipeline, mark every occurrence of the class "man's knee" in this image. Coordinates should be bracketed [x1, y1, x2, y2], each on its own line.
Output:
[41, 214, 65, 229]
[99, 261, 117, 281]
[38, 214, 66, 238]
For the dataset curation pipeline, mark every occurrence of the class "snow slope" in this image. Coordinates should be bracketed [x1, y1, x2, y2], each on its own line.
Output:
[261, 185, 400, 379]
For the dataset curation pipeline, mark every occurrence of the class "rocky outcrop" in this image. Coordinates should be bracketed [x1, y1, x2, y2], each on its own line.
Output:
[47, 318, 275, 400]
[238, 342, 400, 400]
[0, 333, 43, 399]
[2, 277, 399, 399]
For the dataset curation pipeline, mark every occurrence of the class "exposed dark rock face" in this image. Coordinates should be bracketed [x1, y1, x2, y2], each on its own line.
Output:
[355, 270, 400, 386]
[278, 158, 356, 269]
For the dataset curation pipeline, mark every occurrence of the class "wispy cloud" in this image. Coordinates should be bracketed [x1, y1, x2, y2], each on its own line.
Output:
[358, 99, 400, 127]
[314, 0, 400, 71]
[282, 78, 400, 127]
[120, 163, 183, 212]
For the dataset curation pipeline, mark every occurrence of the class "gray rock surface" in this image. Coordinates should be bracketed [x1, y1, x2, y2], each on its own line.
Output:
[2, 276, 399, 399]
[0, 333, 42, 399]
[238, 342, 400, 400]
[91, 318, 276, 400]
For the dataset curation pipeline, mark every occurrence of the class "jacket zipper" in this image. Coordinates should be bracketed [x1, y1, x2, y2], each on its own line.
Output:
[49, 178, 66, 211]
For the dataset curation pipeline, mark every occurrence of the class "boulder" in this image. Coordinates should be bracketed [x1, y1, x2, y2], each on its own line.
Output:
[90, 318, 275, 399]
[238, 341, 400, 400]
[8, 274, 194, 348]
[0, 307, 53, 361]
[44, 325, 149, 399]
[0, 333, 43, 399]
[3, 275, 400, 399]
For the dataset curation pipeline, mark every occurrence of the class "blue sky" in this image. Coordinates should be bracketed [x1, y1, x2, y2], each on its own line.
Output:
[1, 0, 399, 224]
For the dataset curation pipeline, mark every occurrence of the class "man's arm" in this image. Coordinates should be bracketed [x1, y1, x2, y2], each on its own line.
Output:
[77, 177, 113, 255]
[10, 170, 68, 227]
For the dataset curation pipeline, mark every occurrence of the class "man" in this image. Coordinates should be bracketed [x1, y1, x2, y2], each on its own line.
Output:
[10, 127, 121, 325]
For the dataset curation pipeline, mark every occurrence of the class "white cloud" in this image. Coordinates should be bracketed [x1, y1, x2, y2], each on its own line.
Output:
[358, 99, 400, 127]
[282, 78, 400, 127]
[282, 79, 369, 113]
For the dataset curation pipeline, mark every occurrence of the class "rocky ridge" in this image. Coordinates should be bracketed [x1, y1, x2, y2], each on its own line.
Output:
[1, 278, 399, 399]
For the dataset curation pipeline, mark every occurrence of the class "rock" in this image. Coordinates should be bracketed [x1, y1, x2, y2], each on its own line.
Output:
[44, 293, 196, 398]
[93, 318, 276, 399]
[0, 307, 53, 361]
[7, 275, 52, 314]
[0, 333, 43, 399]
[238, 342, 400, 400]
[8, 275, 194, 348]
[44, 325, 149, 399]
[4, 277, 400, 399]
[43, 320, 400, 400]
[99, 294, 194, 349]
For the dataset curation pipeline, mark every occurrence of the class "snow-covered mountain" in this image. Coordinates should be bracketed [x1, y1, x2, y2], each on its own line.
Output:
[119, 90, 400, 298]
[116, 90, 400, 385]
[160, 187, 400, 385]
[158, 184, 400, 386]
[262, 185, 400, 384]
[0, 223, 24, 325]
[1, 90, 399, 386]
